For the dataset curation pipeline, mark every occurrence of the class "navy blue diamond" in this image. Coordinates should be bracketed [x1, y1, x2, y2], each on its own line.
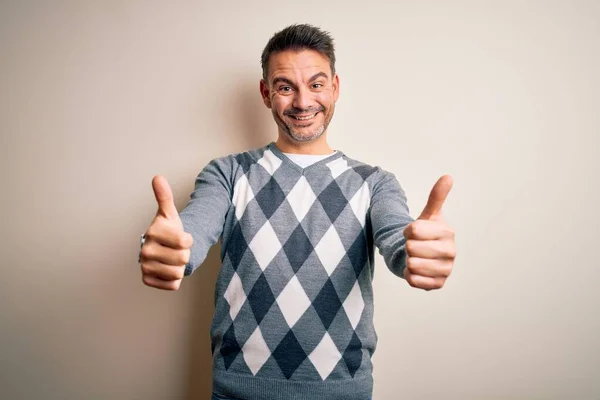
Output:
[220, 324, 241, 370]
[353, 165, 377, 181]
[312, 278, 342, 330]
[246, 273, 275, 325]
[347, 233, 368, 278]
[317, 180, 348, 223]
[235, 153, 254, 174]
[343, 332, 363, 377]
[226, 222, 247, 271]
[255, 177, 286, 219]
[283, 224, 313, 273]
[272, 331, 307, 379]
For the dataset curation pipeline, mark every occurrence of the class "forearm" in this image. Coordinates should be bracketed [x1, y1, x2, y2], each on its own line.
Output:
[373, 217, 412, 277]
[370, 170, 414, 278]
[180, 158, 233, 276]
[180, 205, 227, 276]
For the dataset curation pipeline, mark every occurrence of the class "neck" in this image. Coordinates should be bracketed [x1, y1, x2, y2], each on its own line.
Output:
[275, 132, 333, 155]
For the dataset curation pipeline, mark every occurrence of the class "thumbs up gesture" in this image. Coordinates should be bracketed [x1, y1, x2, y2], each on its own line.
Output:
[139, 176, 194, 290]
[403, 175, 456, 290]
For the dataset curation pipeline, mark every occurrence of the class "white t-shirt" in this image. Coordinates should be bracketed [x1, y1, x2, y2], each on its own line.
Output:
[282, 151, 337, 168]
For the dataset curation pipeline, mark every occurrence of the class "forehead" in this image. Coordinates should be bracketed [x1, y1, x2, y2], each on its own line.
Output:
[268, 49, 331, 81]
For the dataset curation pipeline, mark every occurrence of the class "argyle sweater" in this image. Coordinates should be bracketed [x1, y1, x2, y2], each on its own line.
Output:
[180, 142, 414, 400]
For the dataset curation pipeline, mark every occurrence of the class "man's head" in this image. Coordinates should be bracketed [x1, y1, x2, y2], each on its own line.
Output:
[261, 24, 336, 81]
[260, 24, 340, 145]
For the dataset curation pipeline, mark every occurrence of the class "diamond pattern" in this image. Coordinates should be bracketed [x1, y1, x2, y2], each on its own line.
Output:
[347, 233, 368, 278]
[317, 180, 348, 223]
[224, 272, 246, 321]
[282, 224, 313, 273]
[352, 165, 377, 181]
[342, 281, 365, 329]
[276, 276, 311, 328]
[255, 177, 286, 219]
[257, 149, 282, 175]
[248, 221, 281, 271]
[294, 251, 330, 302]
[349, 181, 370, 227]
[235, 152, 254, 174]
[326, 157, 351, 179]
[242, 327, 271, 375]
[226, 222, 248, 270]
[272, 331, 307, 379]
[289, 305, 326, 356]
[212, 144, 386, 385]
[286, 175, 317, 222]
[314, 225, 346, 276]
[343, 332, 363, 377]
[247, 273, 275, 325]
[221, 324, 241, 370]
[312, 278, 342, 330]
[232, 174, 255, 220]
[308, 332, 342, 380]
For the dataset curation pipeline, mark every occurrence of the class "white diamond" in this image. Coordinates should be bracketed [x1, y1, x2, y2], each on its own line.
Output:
[342, 281, 365, 329]
[257, 149, 282, 176]
[286, 176, 317, 222]
[308, 332, 342, 380]
[276, 276, 311, 328]
[349, 182, 370, 227]
[326, 157, 350, 179]
[232, 174, 255, 220]
[314, 225, 346, 276]
[242, 327, 271, 375]
[223, 272, 246, 321]
[248, 220, 282, 271]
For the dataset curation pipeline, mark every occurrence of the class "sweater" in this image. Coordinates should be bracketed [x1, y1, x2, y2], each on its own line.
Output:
[180, 142, 414, 400]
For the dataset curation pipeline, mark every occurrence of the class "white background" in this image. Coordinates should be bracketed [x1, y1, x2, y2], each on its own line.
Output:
[1, 1, 598, 399]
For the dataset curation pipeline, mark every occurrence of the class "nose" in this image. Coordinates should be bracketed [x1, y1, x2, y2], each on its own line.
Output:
[292, 86, 313, 111]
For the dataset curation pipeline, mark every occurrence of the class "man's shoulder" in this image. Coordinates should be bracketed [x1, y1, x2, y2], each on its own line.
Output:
[338, 151, 393, 183]
[206, 143, 272, 172]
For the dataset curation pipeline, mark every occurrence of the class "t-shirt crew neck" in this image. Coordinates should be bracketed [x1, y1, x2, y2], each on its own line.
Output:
[282, 151, 338, 168]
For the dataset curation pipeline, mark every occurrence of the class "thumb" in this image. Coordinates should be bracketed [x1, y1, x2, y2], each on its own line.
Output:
[417, 175, 453, 220]
[152, 175, 180, 221]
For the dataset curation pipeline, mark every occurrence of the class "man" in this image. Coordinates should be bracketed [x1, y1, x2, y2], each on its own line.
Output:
[139, 24, 456, 400]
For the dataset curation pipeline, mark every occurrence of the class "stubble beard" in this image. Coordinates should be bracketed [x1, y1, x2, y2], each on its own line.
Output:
[276, 104, 335, 143]
[286, 122, 325, 142]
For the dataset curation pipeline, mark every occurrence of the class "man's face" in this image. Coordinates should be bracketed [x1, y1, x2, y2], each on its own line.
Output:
[260, 49, 339, 143]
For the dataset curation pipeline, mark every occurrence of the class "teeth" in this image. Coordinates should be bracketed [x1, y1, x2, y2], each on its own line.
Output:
[293, 113, 317, 121]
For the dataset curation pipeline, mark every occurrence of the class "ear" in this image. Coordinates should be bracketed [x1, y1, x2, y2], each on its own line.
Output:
[259, 79, 272, 109]
[332, 73, 340, 102]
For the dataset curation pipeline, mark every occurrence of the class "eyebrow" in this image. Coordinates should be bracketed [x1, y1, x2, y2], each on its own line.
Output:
[272, 77, 295, 87]
[308, 72, 329, 82]
[272, 71, 329, 87]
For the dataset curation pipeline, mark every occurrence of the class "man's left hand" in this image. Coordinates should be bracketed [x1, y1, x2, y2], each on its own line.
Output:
[403, 175, 456, 290]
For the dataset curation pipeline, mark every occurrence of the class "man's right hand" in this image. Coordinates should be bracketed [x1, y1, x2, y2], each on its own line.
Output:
[140, 175, 193, 290]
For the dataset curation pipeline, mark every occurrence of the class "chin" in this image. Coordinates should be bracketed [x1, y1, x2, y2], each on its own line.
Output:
[287, 128, 325, 142]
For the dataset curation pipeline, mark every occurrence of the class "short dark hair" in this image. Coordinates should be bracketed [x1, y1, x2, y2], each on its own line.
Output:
[261, 24, 336, 81]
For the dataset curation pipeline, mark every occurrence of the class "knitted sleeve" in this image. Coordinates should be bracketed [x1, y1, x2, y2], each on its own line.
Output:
[369, 169, 415, 278]
[180, 156, 234, 276]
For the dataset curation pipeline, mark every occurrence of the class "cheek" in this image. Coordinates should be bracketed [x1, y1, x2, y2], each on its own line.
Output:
[316, 92, 334, 107]
[271, 96, 291, 112]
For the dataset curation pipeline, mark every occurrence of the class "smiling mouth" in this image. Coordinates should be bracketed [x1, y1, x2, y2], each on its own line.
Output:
[288, 112, 318, 121]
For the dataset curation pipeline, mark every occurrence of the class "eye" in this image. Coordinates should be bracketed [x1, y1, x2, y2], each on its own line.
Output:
[278, 86, 292, 92]
[312, 83, 324, 89]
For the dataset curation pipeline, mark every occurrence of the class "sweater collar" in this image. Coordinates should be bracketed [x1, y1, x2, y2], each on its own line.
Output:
[267, 142, 344, 173]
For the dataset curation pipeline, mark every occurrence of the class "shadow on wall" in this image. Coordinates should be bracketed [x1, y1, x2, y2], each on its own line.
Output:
[184, 244, 222, 400]
[184, 78, 275, 399]
[220, 72, 276, 151]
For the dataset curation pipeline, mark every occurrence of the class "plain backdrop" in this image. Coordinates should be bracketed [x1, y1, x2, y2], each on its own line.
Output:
[1, 1, 599, 399]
